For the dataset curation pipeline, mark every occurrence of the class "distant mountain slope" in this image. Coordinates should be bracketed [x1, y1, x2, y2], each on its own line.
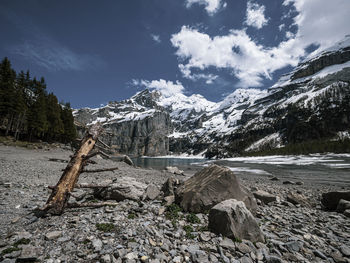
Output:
[74, 36, 350, 157]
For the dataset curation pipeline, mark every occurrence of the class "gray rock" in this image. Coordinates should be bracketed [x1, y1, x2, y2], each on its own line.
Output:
[336, 199, 350, 213]
[344, 209, 350, 218]
[236, 243, 252, 254]
[161, 177, 180, 196]
[95, 176, 147, 201]
[285, 240, 303, 252]
[265, 255, 283, 263]
[313, 250, 327, 260]
[340, 245, 350, 257]
[165, 166, 184, 175]
[253, 190, 276, 204]
[17, 245, 42, 262]
[92, 238, 103, 252]
[239, 256, 253, 263]
[321, 191, 350, 210]
[286, 192, 311, 207]
[164, 195, 175, 206]
[45, 230, 63, 240]
[282, 181, 295, 185]
[121, 155, 134, 166]
[176, 165, 257, 213]
[190, 250, 209, 263]
[145, 184, 160, 200]
[209, 199, 264, 243]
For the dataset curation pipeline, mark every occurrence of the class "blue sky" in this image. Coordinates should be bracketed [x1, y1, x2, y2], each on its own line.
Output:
[1, 0, 349, 108]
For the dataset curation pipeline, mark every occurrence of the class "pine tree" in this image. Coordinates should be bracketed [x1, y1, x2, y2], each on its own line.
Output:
[60, 102, 76, 143]
[46, 93, 64, 141]
[13, 71, 29, 139]
[27, 78, 48, 140]
[0, 57, 17, 135]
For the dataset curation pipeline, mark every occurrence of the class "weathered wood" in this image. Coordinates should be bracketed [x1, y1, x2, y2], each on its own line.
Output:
[48, 183, 110, 190]
[67, 201, 118, 209]
[81, 167, 118, 173]
[39, 123, 103, 215]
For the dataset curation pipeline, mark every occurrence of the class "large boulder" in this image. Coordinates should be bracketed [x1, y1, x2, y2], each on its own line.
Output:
[175, 165, 257, 213]
[321, 191, 350, 210]
[94, 177, 147, 201]
[209, 199, 264, 243]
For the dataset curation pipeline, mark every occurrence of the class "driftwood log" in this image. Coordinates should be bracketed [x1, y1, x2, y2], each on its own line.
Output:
[36, 123, 117, 216]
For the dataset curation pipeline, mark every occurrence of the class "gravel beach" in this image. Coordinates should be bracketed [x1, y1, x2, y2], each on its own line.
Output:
[0, 145, 349, 263]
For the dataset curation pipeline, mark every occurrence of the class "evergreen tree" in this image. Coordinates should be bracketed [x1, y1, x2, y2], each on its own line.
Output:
[46, 93, 64, 141]
[27, 79, 48, 140]
[0, 57, 17, 135]
[60, 102, 76, 143]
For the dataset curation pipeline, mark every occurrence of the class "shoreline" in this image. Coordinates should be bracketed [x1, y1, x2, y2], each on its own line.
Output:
[0, 145, 349, 263]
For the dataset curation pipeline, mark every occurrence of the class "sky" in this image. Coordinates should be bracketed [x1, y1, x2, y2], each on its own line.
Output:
[0, 0, 349, 108]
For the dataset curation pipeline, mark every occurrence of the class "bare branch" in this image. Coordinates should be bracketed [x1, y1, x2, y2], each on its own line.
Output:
[97, 138, 111, 149]
[81, 167, 119, 174]
[67, 202, 118, 209]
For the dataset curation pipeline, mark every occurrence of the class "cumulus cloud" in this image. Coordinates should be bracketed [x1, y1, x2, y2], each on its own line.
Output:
[171, 26, 303, 87]
[151, 34, 161, 44]
[244, 1, 269, 29]
[286, 0, 350, 55]
[172, 0, 350, 87]
[185, 0, 226, 15]
[132, 79, 185, 97]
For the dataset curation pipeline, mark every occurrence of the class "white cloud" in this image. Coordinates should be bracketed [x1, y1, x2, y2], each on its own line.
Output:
[151, 34, 161, 44]
[244, 1, 269, 29]
[288, 0, 350, 54]
[171, 26, 302, 87]
[172, 0, 350, 88]
[132, 79, 185, 97]
[179, 64, 218, 84]
[279, 24, 285, 31]
[185, 0, 225, 15]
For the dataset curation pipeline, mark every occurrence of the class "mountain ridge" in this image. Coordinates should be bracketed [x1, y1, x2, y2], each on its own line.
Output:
[74, 36, 350, 157]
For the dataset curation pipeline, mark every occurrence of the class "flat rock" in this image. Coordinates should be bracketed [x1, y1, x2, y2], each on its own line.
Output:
[145, 184, 160, 200]
[45, 231, 62, 240]
[286, 192, 311, 207]
[253, 190, 277, 204]
[94, 176, 147, 201]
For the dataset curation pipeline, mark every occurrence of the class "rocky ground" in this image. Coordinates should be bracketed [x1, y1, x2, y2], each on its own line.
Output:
[0, 145, 349, 263]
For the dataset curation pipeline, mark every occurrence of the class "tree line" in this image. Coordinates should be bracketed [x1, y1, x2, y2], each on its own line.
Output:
[0, 57, 76, 143]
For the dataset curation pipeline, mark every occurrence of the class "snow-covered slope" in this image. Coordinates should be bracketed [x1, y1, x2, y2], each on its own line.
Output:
[74, 36, 350, 157]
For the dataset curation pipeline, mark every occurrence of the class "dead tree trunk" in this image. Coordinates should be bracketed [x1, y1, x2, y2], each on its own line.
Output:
[39, 123, 103, 216]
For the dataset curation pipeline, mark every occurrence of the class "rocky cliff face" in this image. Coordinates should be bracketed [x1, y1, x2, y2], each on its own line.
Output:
[74, 36, 350, 157]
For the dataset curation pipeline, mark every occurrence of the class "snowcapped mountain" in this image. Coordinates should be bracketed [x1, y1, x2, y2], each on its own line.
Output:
[74, 36, 350, 157]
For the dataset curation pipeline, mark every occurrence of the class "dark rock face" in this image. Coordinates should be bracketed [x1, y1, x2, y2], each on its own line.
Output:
[208, 199, 264, 243]
[104, 111, 171, 156]
[321, 191, 350, 210]
[175, 165, 257, 213]
[291, 47, 350, 80]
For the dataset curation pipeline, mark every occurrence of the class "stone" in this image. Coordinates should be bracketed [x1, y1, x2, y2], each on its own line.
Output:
[286, 192, 311, 207]
[17, 245, 42, 262]
[313, 250, 327, 260]
[175, 165, 257, 213]
[253, 190, 276, 204]
[237, 243, 252, 254]
[344, 209, 350, 218]
[45, 231, 63, 240]
[270, 176, 279, 181]
[199, 232, 211, 242]
[164, 195, 175, 206]
[340, 245, 350, 257]
[265, 256, 283, 263]
[285, 240, 303, 252]
[161, 177, 180, 196]
[336, 199, 350, 213]
[92, 238, 103, 251]
[145, 184, 160, 200]
[94, 176, 147, 201]
[282, 180, 295, 185]
[190, 250, 209, 263]
[121, 155, 134, 166]
[321, 191, 350, 210]
[208, 199, 264, 243]
[165, 166, 184, 175]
